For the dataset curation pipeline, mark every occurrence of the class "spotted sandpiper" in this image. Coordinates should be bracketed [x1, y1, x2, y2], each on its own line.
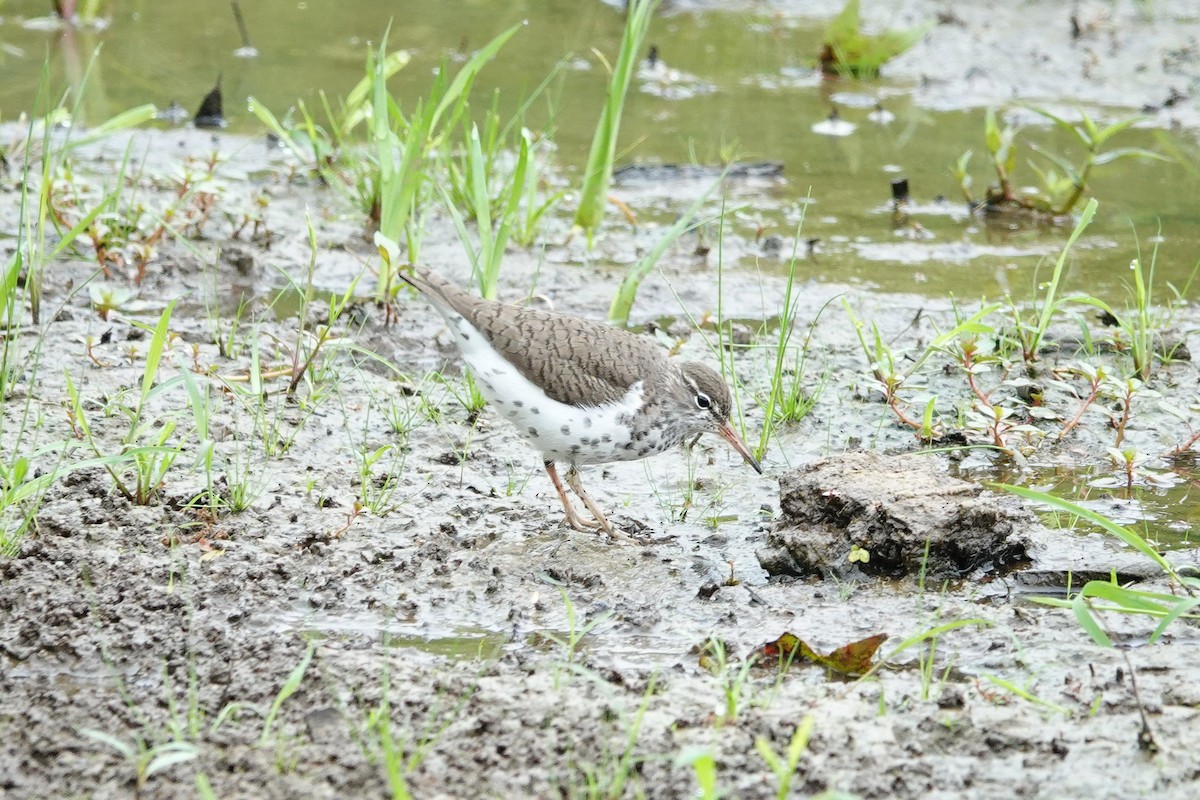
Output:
[398, 265, 763, 536]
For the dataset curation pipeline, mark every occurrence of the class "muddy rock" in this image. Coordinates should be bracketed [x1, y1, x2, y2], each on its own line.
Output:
[758, 451, 1034, 579]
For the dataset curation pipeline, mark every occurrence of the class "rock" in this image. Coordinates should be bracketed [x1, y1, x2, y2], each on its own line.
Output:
[757, 452, 1033, 579]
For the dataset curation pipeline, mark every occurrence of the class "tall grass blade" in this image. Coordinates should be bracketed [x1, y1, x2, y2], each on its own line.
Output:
[607, 172, 724, 325]
[258, 643, 315, 745]
[997, 484, 1176, 577]
[574, 0, 660, 237]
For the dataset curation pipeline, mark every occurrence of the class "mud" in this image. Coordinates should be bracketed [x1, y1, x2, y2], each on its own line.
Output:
[0, 125, 1196, 800]
[759, 452, 1034, 579]
[4, 2, 1200, 798]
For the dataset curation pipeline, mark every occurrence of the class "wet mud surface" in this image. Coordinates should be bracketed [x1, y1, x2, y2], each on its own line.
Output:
[1, 125, 1197, 800]
[5, 2, 1200, 797]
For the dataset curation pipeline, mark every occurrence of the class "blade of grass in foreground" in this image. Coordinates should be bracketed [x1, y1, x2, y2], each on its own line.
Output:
[996, 483, 1179, 580]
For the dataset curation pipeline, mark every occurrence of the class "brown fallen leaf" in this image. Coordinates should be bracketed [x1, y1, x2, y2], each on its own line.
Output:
[755, 631, 887, 677]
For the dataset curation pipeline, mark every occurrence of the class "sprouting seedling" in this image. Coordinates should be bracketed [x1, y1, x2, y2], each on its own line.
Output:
[89, 283, 135, 321]
[80, 729, 198, 793]
[958, 107, 1167, 217]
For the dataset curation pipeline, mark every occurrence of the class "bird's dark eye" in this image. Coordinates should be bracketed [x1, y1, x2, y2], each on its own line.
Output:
[695, 393, 711, 410]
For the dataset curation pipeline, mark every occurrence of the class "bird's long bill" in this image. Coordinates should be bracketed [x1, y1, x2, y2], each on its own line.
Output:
[719, 421, 763, 475]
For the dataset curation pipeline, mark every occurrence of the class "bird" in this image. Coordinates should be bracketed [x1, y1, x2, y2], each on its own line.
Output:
[397, 265, 763, 537]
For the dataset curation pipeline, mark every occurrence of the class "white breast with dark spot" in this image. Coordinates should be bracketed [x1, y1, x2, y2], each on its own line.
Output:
[438, 309, 649, 465]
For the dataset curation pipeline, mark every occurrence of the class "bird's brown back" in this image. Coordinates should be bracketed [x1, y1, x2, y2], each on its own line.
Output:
[402, 267, 668, 408]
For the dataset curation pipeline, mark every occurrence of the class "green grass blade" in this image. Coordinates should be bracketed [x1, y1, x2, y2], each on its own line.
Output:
[65, 104, 158, 151]
[1150, 597, 1200, 643]
[1031, 198, 1097, 351]
[996, 484, 1174, 576]
[429, 23, 522, 133]
[574, 0, 661, 235]
[607, 172, 725, 325]
[1072, 591, 1113, 646]
[136, 301, 177, 417]
[258, 643, 315, 745]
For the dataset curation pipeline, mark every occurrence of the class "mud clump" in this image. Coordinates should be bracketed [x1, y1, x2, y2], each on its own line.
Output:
[758, 452, 1033, 579]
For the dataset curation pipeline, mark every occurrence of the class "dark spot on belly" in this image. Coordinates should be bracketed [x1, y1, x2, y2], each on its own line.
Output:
[623, 442, 635, 451]
[462, 332, 471, 340]
[528, 427, 538, 437]
[637, 446, 650, 456]
[513, 400, 523, 407]
[570, 444, 581, 455]
[561, 425, 570, 435]
[531, 407, 540, 415]
[601, 434, 612, 443]
[583, 417, 592, 428]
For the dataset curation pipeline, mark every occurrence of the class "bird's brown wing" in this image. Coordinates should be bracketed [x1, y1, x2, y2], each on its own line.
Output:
[402, 267, 664, 407]
[471, 302, 666, 407]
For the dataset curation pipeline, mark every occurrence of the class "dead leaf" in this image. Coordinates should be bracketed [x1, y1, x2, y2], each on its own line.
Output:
[755, 631, 887, 677]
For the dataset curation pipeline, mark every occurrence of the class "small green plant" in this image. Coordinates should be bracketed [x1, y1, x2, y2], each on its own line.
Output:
[66, 301, 186, 504]
[755, 717, 814, 800]
[257, 643, 315, 747]
[218, 433, 271, 514]
[353, 443, 409, 515]
[440, 123, 531, 299]
[1001, 486, 1198, 646]
[377, 371, 442, 443]
[1005, 198, 1098, 365]
[510, 134, 566, 248]
[675, 747, 720, 800]
[755, 217, 830, 458]
[856, 618, 989, 684]
[13, 52, 156, 323]
[177, 356, 219, 514]
[957, 108, 1166, 217]
[975, 674, 1071, 715]
[81, 728, 198, 795]
[1088, 239, 1183, 383]
[912, 542, 955, 703]
[248, 48, 411, 197]
[702, 637, 757, 724]
[89, 282, 136, 320]
[370, 24, 522, 298]
[281, 218, 364, 400]
[364, 662, 478, 800]
[435, 370, 487, 422]
[559, 677, 655, 800]
[574, 0, 660, 238]
[844, 299, 999, 443]
[541, 588, 614, 687]
[228, 335, 313, 458]
[818, 0, 931, 78]
[1116, 254, 1157, 381]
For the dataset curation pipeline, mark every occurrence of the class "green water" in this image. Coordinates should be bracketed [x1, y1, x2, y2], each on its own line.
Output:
[3, 0, 1198, 302]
